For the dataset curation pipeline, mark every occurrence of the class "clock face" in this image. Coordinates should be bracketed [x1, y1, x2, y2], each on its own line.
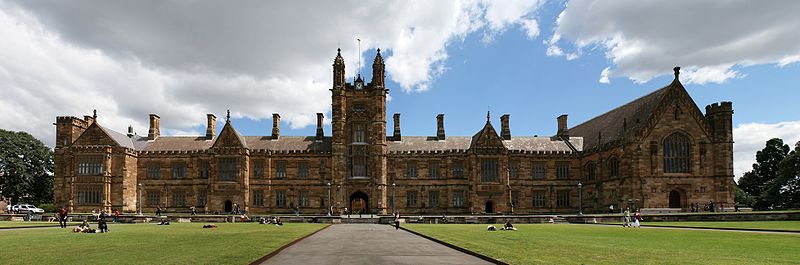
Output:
[355, 82, 363, 90]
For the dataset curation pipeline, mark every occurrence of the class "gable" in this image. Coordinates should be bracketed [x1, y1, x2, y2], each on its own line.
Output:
[72, 123, 121, 147]
[469, 121, 507, 152]
[212, 122, 246, 148]
[641, 82, 712, 142]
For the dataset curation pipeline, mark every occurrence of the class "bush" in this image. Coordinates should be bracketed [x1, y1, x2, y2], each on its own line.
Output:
[38, 203, 57, 213]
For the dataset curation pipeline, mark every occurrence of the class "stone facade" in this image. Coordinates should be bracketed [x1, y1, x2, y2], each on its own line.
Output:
[53, 51, 734, 215]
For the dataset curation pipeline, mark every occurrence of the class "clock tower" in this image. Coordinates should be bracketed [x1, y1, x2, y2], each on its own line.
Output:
[331, 48, 389, 214]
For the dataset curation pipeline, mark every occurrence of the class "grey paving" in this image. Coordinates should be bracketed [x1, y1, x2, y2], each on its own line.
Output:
[261, 224, 492, 265]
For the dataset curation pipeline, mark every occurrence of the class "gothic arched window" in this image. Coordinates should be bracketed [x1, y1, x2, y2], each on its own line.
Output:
[608, 157, 619, 178]
[664, 133, 691, 173]
[585, 161, 596, 181]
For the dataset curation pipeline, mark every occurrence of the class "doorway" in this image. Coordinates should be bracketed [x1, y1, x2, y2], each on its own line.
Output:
[485, 201, 494, 214]
[350, 191, 369, 214]
[224, 200, 233, 213]
[669, 190, 682, 208]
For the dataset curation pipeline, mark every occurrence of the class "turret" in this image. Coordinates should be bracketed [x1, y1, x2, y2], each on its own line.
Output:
[705, 101, 733, 143]
[371, 48, 385, 88]
[333, 48, 345, 88]
[54, 116, 89, 148]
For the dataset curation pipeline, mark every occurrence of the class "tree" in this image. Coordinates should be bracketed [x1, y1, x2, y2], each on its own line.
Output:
[774, 141, 800, 209]
[737, 138, 790, 210]
[0, 129, 54, 205]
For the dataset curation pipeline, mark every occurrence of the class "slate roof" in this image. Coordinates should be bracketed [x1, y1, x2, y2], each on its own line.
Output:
[142, 136, 212, 151]
[570, 80, 674, 150]
[245, 136, 332, 152]
[97, 126, 137, 149]
[387, 136, 582, 153]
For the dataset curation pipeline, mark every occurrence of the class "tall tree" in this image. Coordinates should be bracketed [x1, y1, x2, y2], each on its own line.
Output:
[737, 138, 790, 210]
[774, 141, 800, 208]
[0, 129, 54, 205]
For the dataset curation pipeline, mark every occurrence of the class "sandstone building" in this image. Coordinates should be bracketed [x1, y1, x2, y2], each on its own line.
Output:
[53, 49, 734, 215]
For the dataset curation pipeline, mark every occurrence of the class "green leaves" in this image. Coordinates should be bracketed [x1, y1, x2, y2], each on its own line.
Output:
[0, 129, 54, 205]
[737, 138, 800, 210]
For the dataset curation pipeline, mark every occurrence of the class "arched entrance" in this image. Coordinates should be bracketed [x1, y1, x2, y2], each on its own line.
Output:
[485, 201, 494, 214]
[224, 200, 233, 213]
[350, 191, 369, 214]
[669, 190, 682, 208]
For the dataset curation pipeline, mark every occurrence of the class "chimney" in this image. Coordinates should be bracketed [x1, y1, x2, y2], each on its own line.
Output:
[436, 114, 445, 140]
[148, 114, 160, 140]
[393, 113, 401, 141]
[500, 114, 511, 140]
[127, 125, 134, 138]
[271, 113, 280, 140]
[557, 114, 569, 138]
[206, 114, 216, 140]
[316, 113, 324, 141]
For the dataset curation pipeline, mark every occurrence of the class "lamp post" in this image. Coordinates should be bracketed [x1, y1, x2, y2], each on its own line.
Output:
[578, 182, 583, 215]
[391, 182, 396, 214]
[137, 183, 142, 216]
[327, 182, 332, 216]
[506, 167, 514, 215]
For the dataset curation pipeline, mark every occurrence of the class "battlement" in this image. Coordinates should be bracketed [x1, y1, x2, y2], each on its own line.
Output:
[55, 116, 88, 127]
[705, 101, 733, 115]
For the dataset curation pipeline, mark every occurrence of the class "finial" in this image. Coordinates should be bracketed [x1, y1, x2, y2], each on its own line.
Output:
[337, 48, 341, 53]
[486, 110, 490, 122]
[674, 66, 681, 80]
[93, 109, 97, 119]
[377, 48, 381, 54]
[226, 109, 230, 121]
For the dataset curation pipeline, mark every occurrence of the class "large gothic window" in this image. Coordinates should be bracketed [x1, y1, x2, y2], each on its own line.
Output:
[664, 133, 691, 173]
[352, 124, 366, 143]
[351, 146, 367, 178]
[585, 162, 596, 181]
[608, 157, 619, 178]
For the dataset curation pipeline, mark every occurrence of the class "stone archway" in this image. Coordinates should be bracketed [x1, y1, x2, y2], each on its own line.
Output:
[669, 190, 683, 208]
[350, 191, 369, 214]
[485, 201, 494, 214]
[224, 200, 233, 213]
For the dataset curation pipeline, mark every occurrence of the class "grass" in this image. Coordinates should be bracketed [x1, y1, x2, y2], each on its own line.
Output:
[604, 221, 800, 231]
[0, 222, 326, 265]
[404, 224, 800, 265]
[0, 221, 79, 228]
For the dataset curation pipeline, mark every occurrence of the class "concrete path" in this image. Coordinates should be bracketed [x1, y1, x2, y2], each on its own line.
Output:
[261, 224, 492, 265]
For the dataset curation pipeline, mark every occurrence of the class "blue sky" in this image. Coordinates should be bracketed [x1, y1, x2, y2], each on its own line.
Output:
[1, 0, 799, 178]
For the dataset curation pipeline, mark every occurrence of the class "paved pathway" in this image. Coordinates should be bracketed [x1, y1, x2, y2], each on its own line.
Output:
[261, 224, 492, 265]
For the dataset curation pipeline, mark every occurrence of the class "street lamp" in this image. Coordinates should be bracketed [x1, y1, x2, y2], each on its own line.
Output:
[327, 182, 332, 216]
[578, 182, 583, 215]
[137, 183, 142, 216]
[391, 182, 396, 214]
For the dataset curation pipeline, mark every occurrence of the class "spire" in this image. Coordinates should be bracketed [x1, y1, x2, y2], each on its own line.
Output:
[333, 48, 345, 87]
[371, 48, 385, 87]
[486, 111, 490, 123]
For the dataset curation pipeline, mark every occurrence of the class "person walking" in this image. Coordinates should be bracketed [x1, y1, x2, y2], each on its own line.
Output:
[156, 206, 162, 217]
[633, 210, 642, 228]
[58, 207, 68, 228]
[98, 210, 109, 233]
[113, 209, 120, 223]
[191, 206, 196, 216]
[394, 212, 401, 230]
[623, 208, 631, 228]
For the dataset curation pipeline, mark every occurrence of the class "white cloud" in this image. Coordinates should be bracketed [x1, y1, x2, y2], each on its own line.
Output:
[0, 1, 545, 146]
[733, 121, 800, 181]
[519, 19, 540, 40]
[599, 67, 611, 84]
[549, 0, 800, 84]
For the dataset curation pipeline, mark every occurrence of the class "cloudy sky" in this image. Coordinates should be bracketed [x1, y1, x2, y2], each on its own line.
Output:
[1, 0, 799, 180]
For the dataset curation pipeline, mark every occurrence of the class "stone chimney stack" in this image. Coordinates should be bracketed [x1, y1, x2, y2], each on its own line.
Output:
[436, 114, 446, 140]
[500, 114, 511, 140]
[206, 114, 216, 140]
[271, 113, 280, 140]
[316, 113, 324, 141]
[127, 125, 134, 138]
[557, 114, 569, 138]
[148, 114, 160, 140]
[393, 113, 401, 141]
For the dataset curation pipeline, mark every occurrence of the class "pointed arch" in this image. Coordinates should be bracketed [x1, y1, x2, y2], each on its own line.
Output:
[664, 132, 691, 173]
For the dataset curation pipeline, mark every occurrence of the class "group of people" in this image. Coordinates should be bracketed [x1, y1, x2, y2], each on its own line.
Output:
[690, 201, 728, 213]
[487, 221, 517, 231]
[622, 208, 643, 228]
[258, 216, 283, 226]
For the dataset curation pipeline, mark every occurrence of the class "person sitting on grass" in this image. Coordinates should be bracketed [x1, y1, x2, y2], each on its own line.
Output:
[202, 224, 217, 228]
[73, 220, 96, 233]
[158, 219, 170, 225]
[487, 225, 497, 231]
[502, 221, 517, 231]
[275, 217, 283, 226]
[259, 216, 267, 224]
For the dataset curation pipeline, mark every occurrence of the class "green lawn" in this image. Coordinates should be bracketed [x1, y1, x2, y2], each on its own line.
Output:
[0, 221, 79, 228]
[0, 222, 326, 265]
[405, 224, 800, 265]
[605, 221, 800, 231]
